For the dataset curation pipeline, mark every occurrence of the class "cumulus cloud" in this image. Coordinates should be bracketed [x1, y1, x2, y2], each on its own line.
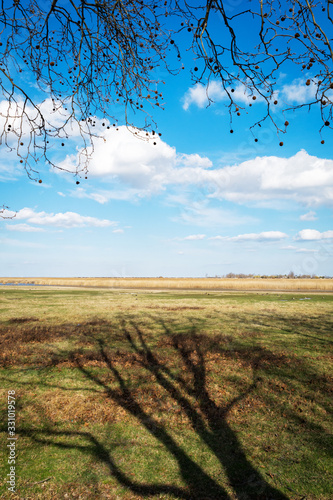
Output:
[14, 207, 117, 228]
[210, 231, 288, 242]
[182, 81, 223, 110]
[209, 150, 333, 207]
[296, 229, 333, 241]
[60, 128, 195, 187]
[300, 211, 317, 221]
[176, 153, 212, 169]
[0, 98, 106, 143]
[58, 127, 333, 210]
[59, 126, 213, 196]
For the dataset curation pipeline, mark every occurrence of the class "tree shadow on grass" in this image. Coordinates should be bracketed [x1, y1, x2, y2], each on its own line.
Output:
[5, 317, 292, 499]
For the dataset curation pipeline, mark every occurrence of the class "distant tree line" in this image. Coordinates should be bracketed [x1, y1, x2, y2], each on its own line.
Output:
[205, 273, 332, 279]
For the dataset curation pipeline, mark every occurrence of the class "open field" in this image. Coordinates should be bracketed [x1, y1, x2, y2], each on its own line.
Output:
[1, 277, 333, 292]
[0, 288, 332, 499]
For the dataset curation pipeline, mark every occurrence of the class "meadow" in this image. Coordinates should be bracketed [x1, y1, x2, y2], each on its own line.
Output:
[0, 287, 332, 499]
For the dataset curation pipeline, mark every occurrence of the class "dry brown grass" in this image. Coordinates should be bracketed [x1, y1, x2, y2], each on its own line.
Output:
[0, 289, 332, 499]
[1, 276, 333, 291]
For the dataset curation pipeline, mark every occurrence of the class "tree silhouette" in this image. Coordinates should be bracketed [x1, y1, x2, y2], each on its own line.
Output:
[0, 0, 332, 181]
[3, 317, 292, 499]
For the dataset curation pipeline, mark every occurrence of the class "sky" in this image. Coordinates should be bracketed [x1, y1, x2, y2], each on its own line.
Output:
[1, 3, 333, 278]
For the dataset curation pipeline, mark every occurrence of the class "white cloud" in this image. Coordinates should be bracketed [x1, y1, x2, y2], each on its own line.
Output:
[282, 245, 317, 253]
[296, 229, 333, 241]
[176, 153, 212, 169]
[209, 150, 333, 207]
[71, 186, 139, 204]
[280, 79, 317, 104]
[182, 81, 263, 111]
[0, 208, 16, 219]
[0, 98, 107, 143]
[210, 231, 288, 242]
[60, 126, 213, 196]
[182, 78, 332, 111]
[112, 229, 124, 234]
[60, 127, 176, 191]
[14, 207, 117, 228]
[58, 128, 333, 210]
[174, 200, 257, 227]
[0, 237, 45, 248]
[182, 83, 210, 110]
[279, 78, 333, 105]
[6, 223, 44, 232]
[183, 234, 206, 240]
[300, 211, 317, 221]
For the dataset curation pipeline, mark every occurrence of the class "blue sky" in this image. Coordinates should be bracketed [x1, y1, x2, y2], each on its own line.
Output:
[1, 6, 333, 277]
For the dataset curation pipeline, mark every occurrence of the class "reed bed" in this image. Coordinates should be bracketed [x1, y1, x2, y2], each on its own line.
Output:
[1, 276, 333, 291]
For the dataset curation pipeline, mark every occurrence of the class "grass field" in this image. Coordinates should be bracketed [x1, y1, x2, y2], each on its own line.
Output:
[1, 276, 333, 292]
[0, 287, 332, 499]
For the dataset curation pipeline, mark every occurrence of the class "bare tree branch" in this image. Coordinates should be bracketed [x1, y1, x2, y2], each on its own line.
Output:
[0, 0, 331, 193]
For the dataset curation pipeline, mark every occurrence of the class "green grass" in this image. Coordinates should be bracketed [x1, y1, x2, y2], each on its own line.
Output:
[0, 288, 332, 499]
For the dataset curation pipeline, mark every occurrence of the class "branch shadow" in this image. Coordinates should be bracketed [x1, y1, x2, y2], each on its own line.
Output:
[8, 316, 293, 499]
